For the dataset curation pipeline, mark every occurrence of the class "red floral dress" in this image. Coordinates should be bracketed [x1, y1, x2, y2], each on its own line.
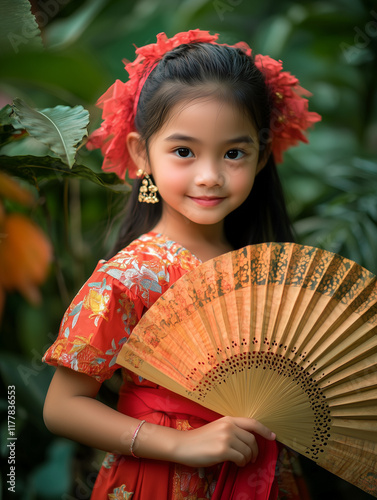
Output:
[43, 232, 310, 500]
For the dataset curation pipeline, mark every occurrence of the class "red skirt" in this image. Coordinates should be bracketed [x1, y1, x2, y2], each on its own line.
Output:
[91, 384, 279, 500]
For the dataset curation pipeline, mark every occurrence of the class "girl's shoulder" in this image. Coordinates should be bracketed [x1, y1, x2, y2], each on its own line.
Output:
[93, 231, 201, 310]
[42, 233, 201, 381]
[103, 231, 201, 274]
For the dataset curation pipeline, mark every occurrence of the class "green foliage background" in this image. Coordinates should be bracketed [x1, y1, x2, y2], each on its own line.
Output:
[0, 0, 376, 498]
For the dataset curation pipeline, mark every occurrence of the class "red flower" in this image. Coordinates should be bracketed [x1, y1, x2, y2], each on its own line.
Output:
[255, 55, 321, 163]
[87, 30, 220, 180]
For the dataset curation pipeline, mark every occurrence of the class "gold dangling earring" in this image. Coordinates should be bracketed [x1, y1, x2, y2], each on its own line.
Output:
[137, 169, 159, 204]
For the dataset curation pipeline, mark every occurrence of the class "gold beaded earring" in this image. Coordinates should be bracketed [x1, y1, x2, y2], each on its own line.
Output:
[136, 169, 159, 204]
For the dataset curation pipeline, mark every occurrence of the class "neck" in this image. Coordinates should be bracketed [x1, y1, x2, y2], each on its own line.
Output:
[152, 218, 233, 262]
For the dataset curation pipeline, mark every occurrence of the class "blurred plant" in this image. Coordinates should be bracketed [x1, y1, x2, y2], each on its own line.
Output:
[292, 157, 377, 273]
[0, 97, 95, 318]
[0, 174, 52, 316]
[0, 98, 79, 316]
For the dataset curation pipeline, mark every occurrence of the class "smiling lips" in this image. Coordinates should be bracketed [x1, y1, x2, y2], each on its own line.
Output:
[188, 196, 225, 207]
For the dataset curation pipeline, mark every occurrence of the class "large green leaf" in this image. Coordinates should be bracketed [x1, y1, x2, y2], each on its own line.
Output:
[0, 154, 130, 192]
[0, 104, 28, 148]
[0, 105, 18, 127]
[0, 0, 43, 54]
[11, 98, 90, 168]
[293, 157, 377, 273]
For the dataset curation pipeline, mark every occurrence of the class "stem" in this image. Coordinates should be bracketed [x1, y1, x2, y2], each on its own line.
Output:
[40, 186, 70, 306]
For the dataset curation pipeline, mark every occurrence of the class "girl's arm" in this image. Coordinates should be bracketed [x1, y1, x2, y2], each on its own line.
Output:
[43, 366, 276, 468]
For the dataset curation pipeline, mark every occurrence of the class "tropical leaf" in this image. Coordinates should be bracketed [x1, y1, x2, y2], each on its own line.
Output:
[0, 0, 43, 54]
[0, 105, 18, 127]
[0, 155, 131, 192]
[0, 105, 27, 148]
[11, 98, 90, 168]
[293, 157, 377, 273]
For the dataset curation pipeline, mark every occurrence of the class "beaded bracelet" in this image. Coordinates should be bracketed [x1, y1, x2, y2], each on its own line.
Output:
[130, 420, 146, 458]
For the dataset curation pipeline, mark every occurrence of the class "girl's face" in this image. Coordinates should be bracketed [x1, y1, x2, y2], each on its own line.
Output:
[144, 97, 263, 234]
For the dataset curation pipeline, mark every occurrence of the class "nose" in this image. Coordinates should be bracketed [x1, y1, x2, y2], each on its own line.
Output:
[195, 158, 225, 187]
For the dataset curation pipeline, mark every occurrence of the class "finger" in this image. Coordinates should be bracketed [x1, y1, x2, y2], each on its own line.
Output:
[232, 417, 276, 441]
[228, 439, 254, 467]
[233, 427, 259, 462]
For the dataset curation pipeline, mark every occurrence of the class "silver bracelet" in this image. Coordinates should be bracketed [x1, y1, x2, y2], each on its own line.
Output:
[130, 420, 146, 458]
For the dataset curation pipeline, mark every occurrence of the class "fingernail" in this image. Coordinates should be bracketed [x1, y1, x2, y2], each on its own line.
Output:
[271, 432, 276, 440]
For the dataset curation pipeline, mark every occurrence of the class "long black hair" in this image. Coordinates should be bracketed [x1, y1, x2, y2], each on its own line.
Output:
[111, 42, 294, 255]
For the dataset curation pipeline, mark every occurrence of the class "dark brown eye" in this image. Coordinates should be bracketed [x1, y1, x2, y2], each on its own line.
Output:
[225, 149, 243, 160]
[175, 148, 193, 158]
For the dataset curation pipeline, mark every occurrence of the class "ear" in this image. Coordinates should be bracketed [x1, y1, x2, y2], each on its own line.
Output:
[126, 132, 151, 174]
[256, 145, 272, 174]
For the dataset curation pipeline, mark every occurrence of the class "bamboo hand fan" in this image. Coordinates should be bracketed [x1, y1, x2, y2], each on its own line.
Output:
[117, 242, 377, 497]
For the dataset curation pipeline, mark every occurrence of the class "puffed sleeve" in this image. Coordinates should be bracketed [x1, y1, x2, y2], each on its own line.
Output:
[42, 261, 144, 383]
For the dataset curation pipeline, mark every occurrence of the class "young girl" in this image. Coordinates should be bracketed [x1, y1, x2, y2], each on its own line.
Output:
[43, 29, 320, 499]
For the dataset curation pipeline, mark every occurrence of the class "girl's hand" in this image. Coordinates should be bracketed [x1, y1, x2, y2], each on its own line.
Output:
[173, 416, 276, 468]
[44, 368, 275, 467]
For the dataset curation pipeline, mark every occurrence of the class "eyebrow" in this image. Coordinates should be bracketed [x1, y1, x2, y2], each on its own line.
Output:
[164, 133, 254, 144]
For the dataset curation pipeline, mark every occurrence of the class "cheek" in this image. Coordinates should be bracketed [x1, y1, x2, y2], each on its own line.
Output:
[229, 168, 256, 197]
[154, 167, 189, 192]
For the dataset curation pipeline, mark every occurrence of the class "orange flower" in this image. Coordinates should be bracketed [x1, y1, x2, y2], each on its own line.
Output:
[0, 172, 35, 207]
[0, 200, 5, 226]
[0, 213, 52, 305]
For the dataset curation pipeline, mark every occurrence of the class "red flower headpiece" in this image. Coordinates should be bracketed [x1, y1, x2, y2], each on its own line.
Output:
[87, 29, 321, 180]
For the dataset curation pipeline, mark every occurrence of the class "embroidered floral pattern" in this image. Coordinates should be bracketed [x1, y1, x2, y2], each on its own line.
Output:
[42, 232, 200, 382]
[102, 452, 119, 469]
[173, 463, 219, 500]
[108, 484, 134, 499]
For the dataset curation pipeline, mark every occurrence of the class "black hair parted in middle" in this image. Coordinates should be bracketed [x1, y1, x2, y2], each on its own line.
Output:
[136, 42, 271, 161]
[111, 42, 294, 255]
